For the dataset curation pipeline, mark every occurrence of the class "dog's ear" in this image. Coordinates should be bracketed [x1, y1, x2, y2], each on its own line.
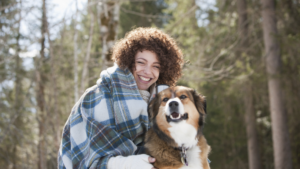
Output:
[191, 90, 207, 136]
[191, 90, 206, 115]
[147, 94, 161, 119]
[147, 99, 155, 119]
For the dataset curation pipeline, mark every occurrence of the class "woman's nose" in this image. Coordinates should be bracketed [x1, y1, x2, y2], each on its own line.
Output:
[143, 65, 151, 74]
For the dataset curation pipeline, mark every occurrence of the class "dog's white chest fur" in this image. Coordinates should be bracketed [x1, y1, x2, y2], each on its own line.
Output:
[168, 121, 198, 148]
[168, 122, 203, 169]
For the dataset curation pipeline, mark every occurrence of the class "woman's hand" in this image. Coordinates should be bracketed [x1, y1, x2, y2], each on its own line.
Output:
[107, 154, 157, 169]
[148, 156, 157, 169]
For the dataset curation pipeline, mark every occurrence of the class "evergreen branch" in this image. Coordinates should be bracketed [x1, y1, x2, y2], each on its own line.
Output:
[164, 5, 198, 33]
[120, 7, 172, 19]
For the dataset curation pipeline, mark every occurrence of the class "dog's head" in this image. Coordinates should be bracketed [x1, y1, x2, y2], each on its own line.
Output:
[148, 86, 207, 146]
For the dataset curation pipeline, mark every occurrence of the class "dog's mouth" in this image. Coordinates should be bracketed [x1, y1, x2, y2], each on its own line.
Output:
[166, 112, 188, 122]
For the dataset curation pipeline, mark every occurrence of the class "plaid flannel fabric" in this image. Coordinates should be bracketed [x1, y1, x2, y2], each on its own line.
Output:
[58, 65, 149, 169]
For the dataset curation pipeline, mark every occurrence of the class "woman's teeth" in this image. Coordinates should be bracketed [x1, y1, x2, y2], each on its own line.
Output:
[140, 76, 151, 81]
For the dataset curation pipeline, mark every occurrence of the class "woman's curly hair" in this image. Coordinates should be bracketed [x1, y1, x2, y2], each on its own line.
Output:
[112, 27, 184, 86]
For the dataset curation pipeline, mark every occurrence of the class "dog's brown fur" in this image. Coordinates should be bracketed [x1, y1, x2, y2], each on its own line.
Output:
[144, 86, 211, 169]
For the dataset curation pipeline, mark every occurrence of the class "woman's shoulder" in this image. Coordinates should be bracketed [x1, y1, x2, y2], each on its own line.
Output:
[106, 63, 131, 77]
[98, 64, 135, 85]
[98, 64, 127, 79]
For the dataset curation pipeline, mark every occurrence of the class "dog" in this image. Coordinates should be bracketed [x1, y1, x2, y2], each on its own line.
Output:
[144, 86, 211, 169]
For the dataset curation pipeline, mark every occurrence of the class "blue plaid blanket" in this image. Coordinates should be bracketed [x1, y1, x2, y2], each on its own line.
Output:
[58, 64, 150, 169]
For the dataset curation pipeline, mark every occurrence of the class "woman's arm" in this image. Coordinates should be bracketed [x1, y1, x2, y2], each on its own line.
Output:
[107, 154, 156, 169]
[58, 86, 138, 169]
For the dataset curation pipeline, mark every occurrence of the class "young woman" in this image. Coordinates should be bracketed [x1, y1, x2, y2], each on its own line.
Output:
[58, 27, 184, 169]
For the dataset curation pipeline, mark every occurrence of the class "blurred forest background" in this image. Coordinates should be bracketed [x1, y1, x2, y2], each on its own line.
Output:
[0, 0, 299, 169]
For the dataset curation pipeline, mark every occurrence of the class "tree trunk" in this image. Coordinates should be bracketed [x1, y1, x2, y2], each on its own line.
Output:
[80, 2, 94, 94]
[46, 9, 59, 153]
[260, 0, 293, 168]
[12, 5, 22, 168]
[236, 0, 261, 169]
[99, 1, 120, 70]
[37, 0, 47, 168]
[243, 83, 261, 169]
[74, 0, 79, 102]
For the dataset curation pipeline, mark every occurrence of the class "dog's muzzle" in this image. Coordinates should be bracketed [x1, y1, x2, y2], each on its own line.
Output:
[166, 101, 188, 122]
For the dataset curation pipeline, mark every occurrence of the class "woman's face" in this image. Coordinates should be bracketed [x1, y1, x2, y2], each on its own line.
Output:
[133, 50, 160, 90]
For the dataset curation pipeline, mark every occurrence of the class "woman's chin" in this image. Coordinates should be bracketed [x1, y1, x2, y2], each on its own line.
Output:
[138, 86, 149, 90]
[137, 80, 153, 90]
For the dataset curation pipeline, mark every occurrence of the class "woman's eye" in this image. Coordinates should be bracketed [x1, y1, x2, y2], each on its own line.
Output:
[163, 98, 169, 102]
[179, 95, 187, 99]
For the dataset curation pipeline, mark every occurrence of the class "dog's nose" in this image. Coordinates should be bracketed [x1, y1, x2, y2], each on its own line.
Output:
[169, 101, 178, 107]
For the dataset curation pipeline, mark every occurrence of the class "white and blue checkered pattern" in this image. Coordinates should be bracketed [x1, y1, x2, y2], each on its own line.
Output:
[58, 64, 150, 169]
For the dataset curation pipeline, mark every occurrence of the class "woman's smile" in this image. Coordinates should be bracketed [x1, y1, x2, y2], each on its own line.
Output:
[139, 76, 151, 82]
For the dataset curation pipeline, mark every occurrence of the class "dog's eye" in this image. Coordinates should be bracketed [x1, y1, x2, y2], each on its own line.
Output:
[179, 95, 187, 99]
[163, 98, 169, 102]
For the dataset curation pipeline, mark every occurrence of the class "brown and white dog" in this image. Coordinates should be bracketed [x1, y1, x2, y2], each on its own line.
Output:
[144, 86, 211, 169]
